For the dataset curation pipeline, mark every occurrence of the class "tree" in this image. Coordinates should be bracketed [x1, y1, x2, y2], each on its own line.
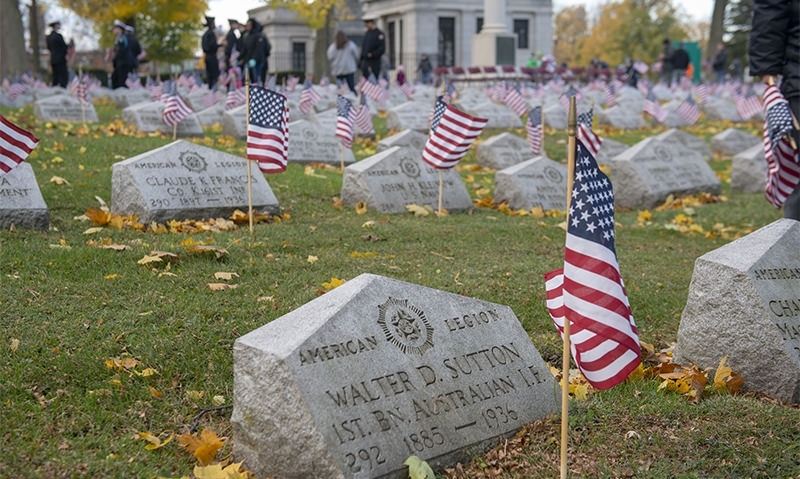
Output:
[706, 0, 728, 62]
[1, 0, 27, 78]
[578, 0, 688, 68]
[723, 0, 752, 66]
[553, 6, 588, 66]
[267, 0, 354, 79]
[58, 0, 208, 67]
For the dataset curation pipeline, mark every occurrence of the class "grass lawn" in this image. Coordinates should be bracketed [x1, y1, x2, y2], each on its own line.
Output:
[1, 99, 798, 478]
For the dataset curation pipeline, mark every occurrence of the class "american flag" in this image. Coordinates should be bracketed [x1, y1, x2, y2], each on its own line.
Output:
[286, 75, 300, 92]
[70, 75, 90, 105]
[526, 106, 543, 156]
[8, 83, 26, 101]
[398, 80, 415, 99]
[694, 83, 709, 104]
[675, 93, 700, 125]
[358, 74, 389, 104]
[443, 80, 457, 104]
[247, 85, 289, 174]
[421, 97, 487, 169]
[643, 88, 667, 123]
[298, 78, 321, 115]
[762, 84, 800, 208]
[503, 82, 528, 117]
[0, 114, 39, 176]
[354, 94, 374, 134]
[604, 82, 617, 107]
[735, 85, 762, 121]
[560, 85, 583, 112]
[544, 138, 640, 390]
[335, 95, 356, 149]
[225, 87, 246, 111]
[162, 82, 194, 127]
[577, 109, 603, 157]
[149, 81, 163, 102]
[203, 90, 218, 109]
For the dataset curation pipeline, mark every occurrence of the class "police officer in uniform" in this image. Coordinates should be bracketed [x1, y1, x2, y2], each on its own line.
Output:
[202, 16, 220, 89]
[360, 18, 385, 79]
[46, 20, 68, 88]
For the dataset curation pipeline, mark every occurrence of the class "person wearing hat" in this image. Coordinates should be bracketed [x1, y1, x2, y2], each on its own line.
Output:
[202, 16, 221, 89]
[46, 20, 68, 88]
[124, 23, 144, 77]
[224, 19, 241, 73]
[238, 18, 270, 85]
[111, 20, 134, 89]
[360, 17, 385, 79]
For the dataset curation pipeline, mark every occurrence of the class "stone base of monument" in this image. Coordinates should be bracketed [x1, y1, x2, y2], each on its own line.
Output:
[232, 273, 558, 479]
[341, 146, 472, 214]
[111, 140, 279, 223]
[674, 219, 800, 404]
[0, 163, 49, 230]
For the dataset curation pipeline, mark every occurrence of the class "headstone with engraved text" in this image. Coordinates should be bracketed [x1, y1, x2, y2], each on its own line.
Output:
[710, 128, 761, 157]
[289, 119, 356, 166]
[477, 132, 532, 170]
[0, 163, 49, 230]
[376, 129, 429, 154]
[674, 219, 800, 403]
[34, 94, 99, 123]
[232, 273, 558, 479]
[493, 156, 567, 211]
[122, 101, 204, 137]
[111, 140, 279, 223]
[386, 101, 435, 132]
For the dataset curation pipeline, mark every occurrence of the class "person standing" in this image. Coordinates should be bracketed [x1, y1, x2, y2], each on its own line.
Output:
[202, 16, 220, 89]
[670, 42, 690, 86]
[125, 24, 143, 81]
[711, 42, 728, 84]
[111, 20, 134, 89]
[659, 38, 673, 85]
[360, 18, 385, 79]
[224, 19, 241, 73]
[750, 0, 800, 220]
[416, 53, 432, 85]
[239, 18, 268, 85]
[327, 30, 359, 94]
[46, 20, 68, 88]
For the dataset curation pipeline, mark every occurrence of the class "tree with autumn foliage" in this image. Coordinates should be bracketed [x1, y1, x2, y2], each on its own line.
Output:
[553, 6, 588, 67]
[267, 0, 355, 79]
[576, 0, 688, 69]
[58, 0, 208, 67]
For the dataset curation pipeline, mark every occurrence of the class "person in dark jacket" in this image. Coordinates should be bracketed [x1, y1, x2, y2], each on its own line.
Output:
[224, 19, 241, 72]
[111, 20, 134, 89]
[659, 38, 673, 85]
[711, 42, 728, 84]
[125, 24, 143, 79]
[750, 0, 800, 220]
[202, 16, 220, 89]
[670, 43, 690, 85]
[46, 21, 68, 88]
[360, 18, 385, 79]
[239, 18, 269, 85]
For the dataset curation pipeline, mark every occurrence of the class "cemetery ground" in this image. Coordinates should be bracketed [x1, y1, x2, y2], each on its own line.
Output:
[2, 101, 799, 478]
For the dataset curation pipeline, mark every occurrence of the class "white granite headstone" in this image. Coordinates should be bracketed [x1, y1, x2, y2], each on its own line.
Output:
[386, 101, 435, 132]
[656, 129, 713, 161]
[34, 95, 98, 123]
[377, 129, 429, 153]
[289, 119, 355, 166]
[341, 146, 472, 213]
[111, 140, 279, 223]
[477, 132, 532, 170]
[611, 136, 721, 208]
[675, 219, 800, 403]
[0, 163, 49, 230]
[232, 273, 558, 479]
[710, 128, 761, 157]
[121, 101, 204, 137]
[730, 144, 767, 194]
[493, 156, 567, 211]
[597, 106, 646, 130]
[595, 137, 629, 166]
[467, 102, 522, 129]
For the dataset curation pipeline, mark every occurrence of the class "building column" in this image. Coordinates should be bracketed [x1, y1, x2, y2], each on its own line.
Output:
[472, 0, 516, 66]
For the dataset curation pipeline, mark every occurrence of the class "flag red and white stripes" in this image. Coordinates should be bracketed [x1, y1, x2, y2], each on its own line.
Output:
[354, 95, 374, 134]
[762, 84, 800, 208]
[544, 137, 640, 390]
[503, 84, 528, 117]
[247, 85, 289, 174]
[675, 94, 700, 126]
[526, 106, 543, 156]
[421, 98, 487, 169]
[0, 115, 39, 175]
[226, 88, 246, 111]
[298, 79, 321, 115]
[335, 95, 356, 149]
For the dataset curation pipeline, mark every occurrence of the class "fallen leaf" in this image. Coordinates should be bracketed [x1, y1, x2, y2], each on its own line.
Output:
[208, 283, 238, 291]
[322, 277, 345, 291]
[214, 272, 239, 280]
[187, 244, 228, 259]
[49, 175, 70, 185]
[193, 462, 251, 479]
[404, 455, 435, 479]
[307, 255, 319, 263]
[406, 204, 431, 216]
[355, 201, 367, 214]
[149, 386, 164, 399]
[137, 431, 173, 450]
[10, 338, 20, 352]
[179, 429, 225, 465]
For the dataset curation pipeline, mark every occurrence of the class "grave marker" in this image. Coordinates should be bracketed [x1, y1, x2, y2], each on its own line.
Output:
[493, 156, 568, 211]
[122, 101, 203, 137]
[477, 132, 532, 170]
[0, 163, 49, 230]
[34, 94, 98, 123]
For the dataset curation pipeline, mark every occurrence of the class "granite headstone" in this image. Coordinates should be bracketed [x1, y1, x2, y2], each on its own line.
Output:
[111, 140, 279, 223]
[656, 129, 713, 161]
[289, 119, 356, 166]
[477, 132, 533, 170]
[0, 163, 49, 230]
[595, 137, 629, 166]
[730, 144, 767, 194]
[122, 101, 204, 137]
[34, 94, 98, 123]
[493, 156, 568, 211]
[674, 219, 800, 403]
[385, 101, 435, 132]
[232, 273, 558, 479]
[376, 129, 429, 153]
[611, 136, 721, 209]
[341, 146, 472, 213]
[710, 128, 761, 157]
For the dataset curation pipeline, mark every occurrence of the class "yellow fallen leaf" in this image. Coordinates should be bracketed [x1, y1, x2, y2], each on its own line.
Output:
[307, 255, 319, 263]
[137, 431, 173, 450]
[185, 390, 205, 402]
[214, 272, 239, 280]
[570, 383, 589, 401]
[149, 386, 163, 399]
[104, 274, 121, 280]
[193, 462, 250, 479]
[179, 429, 225, 465]
[406, 204, 431, 216]
[10, 338, 20, 352]
[355, 201, 367, 214]
[83, 227, 104, 235]
[713, 356, 743, 394]
[404, 455, 435, 479]
[208, 283, 238, 291]
[322, 277, 345, 291]
[49, 175, 70, 185]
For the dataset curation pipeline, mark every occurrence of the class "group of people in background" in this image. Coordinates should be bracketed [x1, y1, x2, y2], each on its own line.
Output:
[202, 16, 272, 90]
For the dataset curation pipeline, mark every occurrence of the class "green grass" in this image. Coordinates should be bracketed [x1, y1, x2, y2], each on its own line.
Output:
[1, 102, 798, 478]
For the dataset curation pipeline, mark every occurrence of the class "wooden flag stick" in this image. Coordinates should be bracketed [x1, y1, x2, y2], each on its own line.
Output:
[245, 68, 254, 233]
[339, 143, 345, 172]
[541, 96, 545, 153]
[437, 169, 444, 216]
[560, 95, 577, 479]
[79, 66, 86, 124]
